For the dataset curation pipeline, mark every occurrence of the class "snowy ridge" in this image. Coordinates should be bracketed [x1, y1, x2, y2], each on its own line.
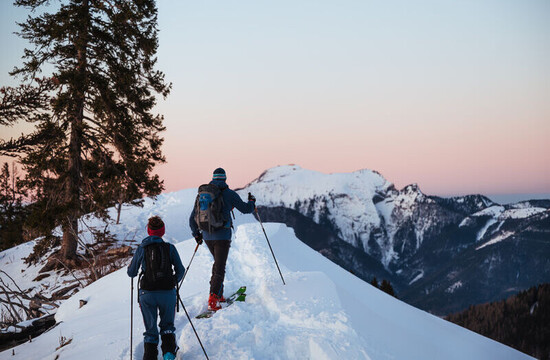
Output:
[242, 165, 412, 266]
[463, 204, 549, 248]
[242, 166, 550, 275]
[242, 165, 494, 269]
[472, 205, 547, 220]
[0, 189, 533, 360]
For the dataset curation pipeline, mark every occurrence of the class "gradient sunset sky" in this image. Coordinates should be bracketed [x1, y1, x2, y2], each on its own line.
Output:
[1, 0, 549, 197]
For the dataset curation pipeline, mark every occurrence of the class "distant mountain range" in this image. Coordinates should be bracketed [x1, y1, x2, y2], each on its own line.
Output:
[240, 165, 550, 315]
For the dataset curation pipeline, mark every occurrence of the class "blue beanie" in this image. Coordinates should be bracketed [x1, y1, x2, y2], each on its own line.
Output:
[212, 168, 226, 180]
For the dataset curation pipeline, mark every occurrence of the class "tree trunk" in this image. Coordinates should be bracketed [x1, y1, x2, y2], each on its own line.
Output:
[116, 202, 122, 224]
[61, 0, 89, 261]
[60, 218, 79, 260]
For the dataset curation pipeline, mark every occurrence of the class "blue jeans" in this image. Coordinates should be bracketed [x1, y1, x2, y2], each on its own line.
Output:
[139, 289, 177, 344]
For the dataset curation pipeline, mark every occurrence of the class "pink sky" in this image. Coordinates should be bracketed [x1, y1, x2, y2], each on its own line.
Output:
[1, 0, 549, 197]
[150, 1, 550, 196]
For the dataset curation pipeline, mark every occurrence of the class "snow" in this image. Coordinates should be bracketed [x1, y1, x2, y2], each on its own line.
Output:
[474, 205, 506, 218]
[472, 205, 547, 220]
[1, 190, 534, 360]
[476, 231, 515, 250]
[242, 165, 410, 267]
[0, 189, 199, 323]
[476, 219, 498, 241]
[446, 281, 464, 294]
[458, 217, 473, 227]
[530, 302, 538, 315]
[409, 271, 424, 285]
[501, 207, 547, 219]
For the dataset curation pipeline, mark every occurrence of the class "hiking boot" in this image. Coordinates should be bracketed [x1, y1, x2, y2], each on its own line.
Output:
[143, 342, 158, 360]
[161, 333, 178, 358]
[208, 293, 222, 311]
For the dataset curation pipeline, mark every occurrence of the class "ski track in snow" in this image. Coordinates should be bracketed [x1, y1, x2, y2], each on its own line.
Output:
[176, 224, 370, 360]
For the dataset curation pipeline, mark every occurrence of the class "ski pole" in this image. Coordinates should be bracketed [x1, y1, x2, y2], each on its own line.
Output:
[178, 297, 210, 360]
[253, 203, 286, 285]
[130, 278, 134, 360]
[180, 242, 200, 286]
[177, 242, 200, 312]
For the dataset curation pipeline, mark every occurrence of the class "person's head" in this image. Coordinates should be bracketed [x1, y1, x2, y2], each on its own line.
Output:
[147, 215, 165, 237]
[212, 167, 226, 181]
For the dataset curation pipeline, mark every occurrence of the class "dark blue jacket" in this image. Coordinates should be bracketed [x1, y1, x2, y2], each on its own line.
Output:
[127, 236, 185, 284]
[189, 180, 255, 240]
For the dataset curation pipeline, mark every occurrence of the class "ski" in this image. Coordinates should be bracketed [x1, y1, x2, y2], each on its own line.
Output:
[195, 286, 246, 319]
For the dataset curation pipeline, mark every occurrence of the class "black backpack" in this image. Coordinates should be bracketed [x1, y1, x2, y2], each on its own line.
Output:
[193, 184, 227, 232]
[139, 242, 175, 291]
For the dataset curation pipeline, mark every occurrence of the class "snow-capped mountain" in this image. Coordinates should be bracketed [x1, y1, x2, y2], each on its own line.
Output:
[242, 165, 492, 269]
[241, 165, 550, 314]
[0, 190, 534, 359]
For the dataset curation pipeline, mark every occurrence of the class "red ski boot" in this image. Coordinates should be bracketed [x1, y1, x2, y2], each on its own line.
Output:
[208, 293, 222, 311]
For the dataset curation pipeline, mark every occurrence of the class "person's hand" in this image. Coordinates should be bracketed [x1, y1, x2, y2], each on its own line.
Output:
[248, 192, 256, 203]
[194, 232, 203, 245]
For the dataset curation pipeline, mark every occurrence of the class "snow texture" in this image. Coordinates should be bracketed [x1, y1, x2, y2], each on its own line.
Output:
[476, 231, 515, 251]
[472, 205, 547, 220]
[1, 188, 533, 360]
[242, 165, 407, 267]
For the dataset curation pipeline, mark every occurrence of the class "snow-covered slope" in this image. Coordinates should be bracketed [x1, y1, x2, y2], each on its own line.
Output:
[0, 190, 533, 359]
[241, 165, 493, 268]
[240, 165, 550, 316]
[242, 165, 400, 266]
[0, 189, 198, 321]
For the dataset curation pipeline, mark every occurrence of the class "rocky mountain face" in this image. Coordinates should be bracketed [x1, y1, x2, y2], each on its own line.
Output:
[240, 165, 550, 315]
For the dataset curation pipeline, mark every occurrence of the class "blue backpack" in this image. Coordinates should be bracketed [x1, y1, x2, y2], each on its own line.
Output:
[194, 184, 226, 232]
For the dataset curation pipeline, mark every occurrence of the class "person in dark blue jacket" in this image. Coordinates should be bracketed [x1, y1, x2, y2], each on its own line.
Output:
[189, 167, 256, 311]
[128, 216, 185, 360]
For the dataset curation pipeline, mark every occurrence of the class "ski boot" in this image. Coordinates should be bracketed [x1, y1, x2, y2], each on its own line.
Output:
[143, 342, 158, 360]
[163, 353, 176, 360]
[161, 333, 178, 360]
[208, 293, 222, 311]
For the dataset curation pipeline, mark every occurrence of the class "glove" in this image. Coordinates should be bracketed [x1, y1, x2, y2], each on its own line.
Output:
[248, 192, 256, 203]
[194, 232, 203, 245]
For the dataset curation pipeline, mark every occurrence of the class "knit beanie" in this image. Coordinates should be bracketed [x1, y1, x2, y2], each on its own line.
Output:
[147, 216, 165, 237]
[212, 167, 227, 180]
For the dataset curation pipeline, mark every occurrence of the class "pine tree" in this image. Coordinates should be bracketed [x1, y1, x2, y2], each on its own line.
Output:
[0, 0, 170, 262]
[380, 279, 396, 297]
[370, 277, 379, 288]
[0, 162, 27, 251]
